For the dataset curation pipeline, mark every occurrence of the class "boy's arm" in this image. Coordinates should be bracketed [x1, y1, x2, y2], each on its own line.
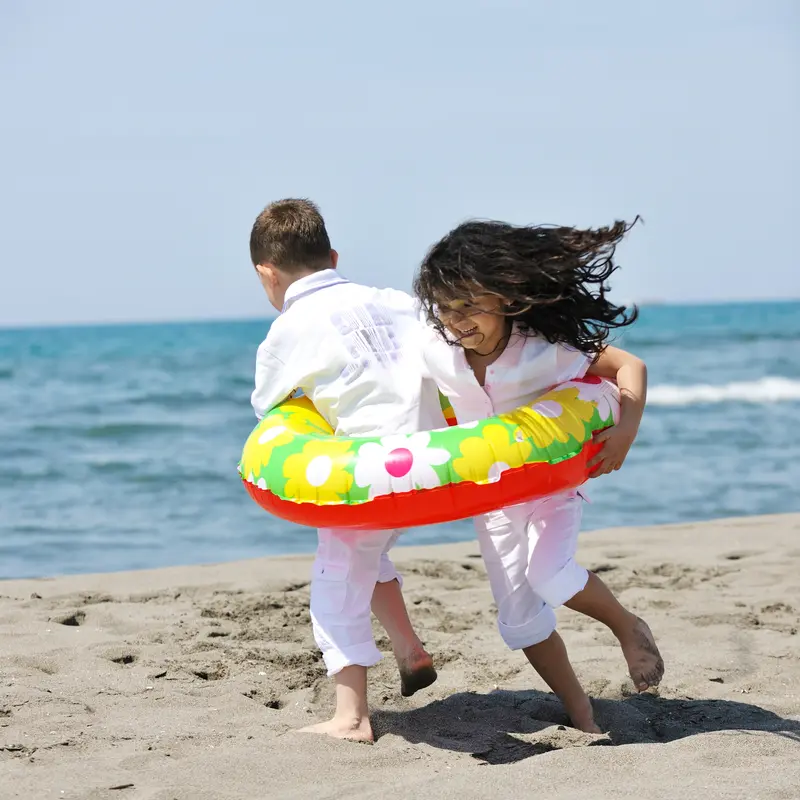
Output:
[251, 344, 299, 420]
[585, 345, 647, 476]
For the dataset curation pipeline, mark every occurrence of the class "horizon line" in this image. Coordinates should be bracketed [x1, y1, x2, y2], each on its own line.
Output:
[1, 296, 799, 333]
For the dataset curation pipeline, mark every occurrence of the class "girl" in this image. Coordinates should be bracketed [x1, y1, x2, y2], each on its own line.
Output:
[414, 218, 663, 733]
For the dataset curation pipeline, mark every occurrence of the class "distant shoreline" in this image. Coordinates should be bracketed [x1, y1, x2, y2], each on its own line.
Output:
[1, 512, 796, 585]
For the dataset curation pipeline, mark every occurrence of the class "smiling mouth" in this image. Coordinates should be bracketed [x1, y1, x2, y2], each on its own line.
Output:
[456, 325, 479, 339]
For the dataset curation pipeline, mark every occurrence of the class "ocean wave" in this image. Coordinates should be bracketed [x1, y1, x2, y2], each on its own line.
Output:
[622, 331, 799, 349]
[27, 421, 187, 438]
[648, 377, 800, 406]
[126, 390, 241, 408]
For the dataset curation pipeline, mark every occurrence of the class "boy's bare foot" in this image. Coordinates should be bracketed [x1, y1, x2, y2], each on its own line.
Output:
[564, 694, 602, 734]
[298, 715, 374, 743]
[396, 647, 437, 697]
[304, 665, 374, 742]
[618, 617, 664, 692]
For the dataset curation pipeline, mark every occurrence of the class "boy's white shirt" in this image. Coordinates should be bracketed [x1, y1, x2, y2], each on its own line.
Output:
[251, 269, 444, 437]
[420, 322, 591, 423]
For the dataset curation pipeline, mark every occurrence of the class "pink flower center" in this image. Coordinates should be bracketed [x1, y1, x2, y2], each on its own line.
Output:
[385, 448, 414, 478]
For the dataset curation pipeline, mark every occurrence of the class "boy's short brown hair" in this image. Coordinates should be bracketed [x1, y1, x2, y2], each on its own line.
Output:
[249, 198, 332, 271]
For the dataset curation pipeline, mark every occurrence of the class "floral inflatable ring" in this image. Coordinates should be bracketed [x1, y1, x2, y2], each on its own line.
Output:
[238, 377, 620, 529]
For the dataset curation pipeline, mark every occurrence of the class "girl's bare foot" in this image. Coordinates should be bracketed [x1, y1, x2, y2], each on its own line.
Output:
[298, 715, 374, 743]
[563, 694, 602, 734]
[521, 631, 601, 733]
[563, 574, 664, 692]
[396, 646, 437, 697]
[618, 617, 664, 692]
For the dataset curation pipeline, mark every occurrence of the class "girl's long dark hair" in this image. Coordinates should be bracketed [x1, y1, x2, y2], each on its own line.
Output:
[413, 217, 640, 356]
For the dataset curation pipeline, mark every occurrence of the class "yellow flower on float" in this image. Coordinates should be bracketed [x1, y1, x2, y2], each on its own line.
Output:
[283, 439, 354, 504]
[452, 424, 532, 484]
[280, 399, 334, 437]
[501, 387, 596, 449]
[240, 415, 295, 481]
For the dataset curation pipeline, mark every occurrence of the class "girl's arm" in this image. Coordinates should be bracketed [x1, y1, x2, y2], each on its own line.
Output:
[584, 345, 647, 476]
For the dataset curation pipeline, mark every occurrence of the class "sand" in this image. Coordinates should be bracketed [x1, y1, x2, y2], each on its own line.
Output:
[1, 514, 799, 799]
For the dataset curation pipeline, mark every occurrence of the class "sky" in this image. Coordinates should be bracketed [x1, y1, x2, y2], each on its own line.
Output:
[1, 0, 797, 327]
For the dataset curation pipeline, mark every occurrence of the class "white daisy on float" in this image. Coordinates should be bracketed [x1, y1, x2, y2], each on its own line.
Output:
[354, 433, 451, 499]
[573, 377, 620, 425]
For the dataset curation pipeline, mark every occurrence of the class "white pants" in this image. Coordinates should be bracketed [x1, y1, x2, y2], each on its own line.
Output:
[475, 490, 588, 650]
[310, 527, 403, 676]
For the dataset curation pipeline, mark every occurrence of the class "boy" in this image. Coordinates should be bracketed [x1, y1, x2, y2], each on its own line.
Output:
[249, 198, 440, 742]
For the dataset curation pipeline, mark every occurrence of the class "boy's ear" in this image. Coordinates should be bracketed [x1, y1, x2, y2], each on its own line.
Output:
[255, 263, 277, 285]
[330, 249, 339, 268]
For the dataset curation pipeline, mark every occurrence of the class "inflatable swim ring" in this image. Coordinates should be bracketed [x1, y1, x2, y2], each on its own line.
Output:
[239, 376, 620, 530]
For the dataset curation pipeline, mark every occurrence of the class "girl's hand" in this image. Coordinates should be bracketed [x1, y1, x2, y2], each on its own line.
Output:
[587, 420, 638, 477]
[585, 346, 647, 477]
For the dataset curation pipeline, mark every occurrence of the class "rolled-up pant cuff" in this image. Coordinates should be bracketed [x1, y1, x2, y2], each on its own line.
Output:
[377, 555, 402, 586]
[498, 604, 557, 650]
[319, 638, 383, 677]
[533, 559, 589, 608]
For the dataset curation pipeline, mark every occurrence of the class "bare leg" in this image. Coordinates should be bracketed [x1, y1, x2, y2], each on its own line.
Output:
[565, 572, 664, 691]
[523, 631, 600, 733]
[298, 665, 374, 742]
[371, 579, 437, 697]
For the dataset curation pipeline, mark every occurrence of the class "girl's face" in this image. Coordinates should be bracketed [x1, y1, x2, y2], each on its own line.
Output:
[435, 293, 510, 353]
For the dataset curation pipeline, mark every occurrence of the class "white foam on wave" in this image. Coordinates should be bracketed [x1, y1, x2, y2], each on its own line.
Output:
[648, 377, 800, 406]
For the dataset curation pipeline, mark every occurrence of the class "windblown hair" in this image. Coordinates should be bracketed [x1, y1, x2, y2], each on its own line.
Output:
[413, 217, 640, 356]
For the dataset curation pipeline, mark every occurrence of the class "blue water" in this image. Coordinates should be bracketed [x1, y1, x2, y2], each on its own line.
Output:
[1, 301, 798, 579]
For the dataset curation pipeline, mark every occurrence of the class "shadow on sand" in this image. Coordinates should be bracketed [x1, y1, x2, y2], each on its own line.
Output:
[373, 689, 800, 765]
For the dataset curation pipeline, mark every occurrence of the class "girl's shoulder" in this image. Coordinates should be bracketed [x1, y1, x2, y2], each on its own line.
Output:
[514, 326, 588, 359]
[512, 327, 557, 361]
[511, 328, 592, 387]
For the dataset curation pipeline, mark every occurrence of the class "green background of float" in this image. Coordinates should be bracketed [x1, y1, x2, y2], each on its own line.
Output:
[239, 403, 615, 505]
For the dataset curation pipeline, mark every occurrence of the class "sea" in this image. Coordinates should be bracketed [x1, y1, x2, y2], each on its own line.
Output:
[1, 301, 798, 580]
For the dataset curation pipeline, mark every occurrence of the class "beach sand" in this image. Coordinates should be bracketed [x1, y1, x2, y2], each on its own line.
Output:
[1, 514, 799, 799]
